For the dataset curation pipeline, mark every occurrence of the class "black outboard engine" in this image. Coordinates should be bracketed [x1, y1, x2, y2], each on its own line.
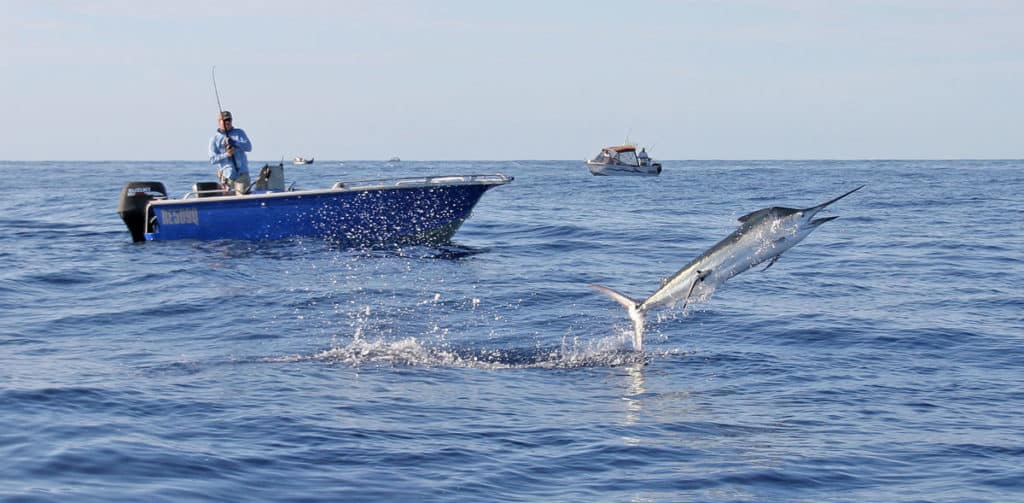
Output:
[118, 181, 167, 243]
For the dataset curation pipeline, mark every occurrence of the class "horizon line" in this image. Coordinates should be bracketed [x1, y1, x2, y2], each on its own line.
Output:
[2, 158, 1022, 163]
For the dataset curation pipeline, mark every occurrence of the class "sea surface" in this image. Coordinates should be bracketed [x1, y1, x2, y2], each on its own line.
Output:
[1, 160, 1021, 501]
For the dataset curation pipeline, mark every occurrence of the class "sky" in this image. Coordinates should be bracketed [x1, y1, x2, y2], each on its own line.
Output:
[2, 0, 1022, 160]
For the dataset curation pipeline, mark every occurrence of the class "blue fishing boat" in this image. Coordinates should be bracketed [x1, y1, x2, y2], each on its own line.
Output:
[118, 165, 512, 245]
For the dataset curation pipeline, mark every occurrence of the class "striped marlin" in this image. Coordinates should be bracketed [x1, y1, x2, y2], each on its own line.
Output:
[591, 186, 864, 351]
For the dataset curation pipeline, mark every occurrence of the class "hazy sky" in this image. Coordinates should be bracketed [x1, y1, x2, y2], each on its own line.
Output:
[2, 0, 1021, 160]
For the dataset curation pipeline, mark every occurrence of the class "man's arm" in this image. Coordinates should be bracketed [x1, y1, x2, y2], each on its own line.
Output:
[233, 130, 253, 153]
[209, 135, 225, 164]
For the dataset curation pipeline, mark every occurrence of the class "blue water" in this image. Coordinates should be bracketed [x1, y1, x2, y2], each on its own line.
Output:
[1, 160, 1021, 501]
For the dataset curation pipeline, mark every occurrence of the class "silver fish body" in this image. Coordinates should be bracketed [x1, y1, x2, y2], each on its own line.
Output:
[592, 186, 863, 351]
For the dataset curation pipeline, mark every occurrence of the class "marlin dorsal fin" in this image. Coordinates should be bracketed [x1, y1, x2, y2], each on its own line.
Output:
[738, 207, 801, 223]
[737, 209, 769, 223]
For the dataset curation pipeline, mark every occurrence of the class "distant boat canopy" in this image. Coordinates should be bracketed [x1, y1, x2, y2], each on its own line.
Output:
[601, 146, 639, 166]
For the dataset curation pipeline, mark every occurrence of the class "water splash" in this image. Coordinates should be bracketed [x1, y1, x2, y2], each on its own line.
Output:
[268, 334, 657, 369]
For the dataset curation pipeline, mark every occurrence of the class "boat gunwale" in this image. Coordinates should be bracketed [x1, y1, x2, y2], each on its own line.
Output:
[151, 173, 512, 206]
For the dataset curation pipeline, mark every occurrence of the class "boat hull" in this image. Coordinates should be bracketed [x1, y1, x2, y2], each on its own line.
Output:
[138, 175, 509, 245]
[586, 161, 662, 176]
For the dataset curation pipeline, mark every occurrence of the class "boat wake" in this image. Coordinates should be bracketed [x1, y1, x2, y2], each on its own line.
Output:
[185, 240, 488, 262]
[365, 243, 489, 260]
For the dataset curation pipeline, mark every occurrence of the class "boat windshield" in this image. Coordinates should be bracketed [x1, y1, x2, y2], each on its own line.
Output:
[616, 150, 639, 166]
[592, 149, 614, 163]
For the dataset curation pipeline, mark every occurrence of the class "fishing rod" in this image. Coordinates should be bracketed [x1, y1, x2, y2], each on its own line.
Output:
[211, 66, 239, 176]
[212, 65, 225, 115]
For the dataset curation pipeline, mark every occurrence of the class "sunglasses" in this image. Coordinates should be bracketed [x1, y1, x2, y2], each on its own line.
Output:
[222, 118, 232, 122]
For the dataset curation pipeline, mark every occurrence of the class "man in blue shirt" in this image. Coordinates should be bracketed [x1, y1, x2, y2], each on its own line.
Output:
[209, 110, 253, 195]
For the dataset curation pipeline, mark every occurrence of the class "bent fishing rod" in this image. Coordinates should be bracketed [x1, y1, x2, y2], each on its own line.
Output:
[211, 66, 238, 175]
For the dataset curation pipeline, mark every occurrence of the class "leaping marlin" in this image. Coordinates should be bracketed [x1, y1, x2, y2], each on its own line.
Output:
[591, 186, 864, 351]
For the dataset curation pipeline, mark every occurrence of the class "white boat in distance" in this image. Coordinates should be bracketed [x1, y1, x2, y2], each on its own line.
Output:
[586, 145, 661, 176]
[293, 156, 314, 165]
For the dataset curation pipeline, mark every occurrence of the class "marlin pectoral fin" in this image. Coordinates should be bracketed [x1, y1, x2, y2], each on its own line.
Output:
[681, 269, 712, 311]
[761, 256, 780, 271]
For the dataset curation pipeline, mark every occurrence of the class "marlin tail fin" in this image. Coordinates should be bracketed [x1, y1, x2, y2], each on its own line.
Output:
[590, 284, 646, 352]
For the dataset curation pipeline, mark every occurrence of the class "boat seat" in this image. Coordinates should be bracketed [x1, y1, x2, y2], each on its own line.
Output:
[193, 182, 227, 198]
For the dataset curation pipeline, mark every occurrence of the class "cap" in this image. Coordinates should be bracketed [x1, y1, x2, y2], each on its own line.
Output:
[220, 111, 232, 120]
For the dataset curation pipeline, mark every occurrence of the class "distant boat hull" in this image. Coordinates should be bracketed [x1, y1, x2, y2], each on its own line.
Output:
[586, 144, 662, 176]
[586, 160, 662, 176]
[119, 174, 512, 245]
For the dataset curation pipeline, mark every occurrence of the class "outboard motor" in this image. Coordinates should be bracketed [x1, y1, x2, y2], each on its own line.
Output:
[118, 181, 167, 243]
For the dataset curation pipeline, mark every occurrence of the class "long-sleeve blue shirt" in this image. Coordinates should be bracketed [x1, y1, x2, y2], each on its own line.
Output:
[208, 128, 252, 180]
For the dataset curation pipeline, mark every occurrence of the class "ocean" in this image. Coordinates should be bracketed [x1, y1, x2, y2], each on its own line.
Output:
[1, 160, 1021, 501]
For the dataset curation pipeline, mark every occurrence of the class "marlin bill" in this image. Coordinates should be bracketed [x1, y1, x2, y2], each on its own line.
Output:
[591, 186, 864, 351]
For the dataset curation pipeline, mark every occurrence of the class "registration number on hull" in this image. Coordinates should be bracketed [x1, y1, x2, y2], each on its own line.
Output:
[161, 208, 199, 225]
